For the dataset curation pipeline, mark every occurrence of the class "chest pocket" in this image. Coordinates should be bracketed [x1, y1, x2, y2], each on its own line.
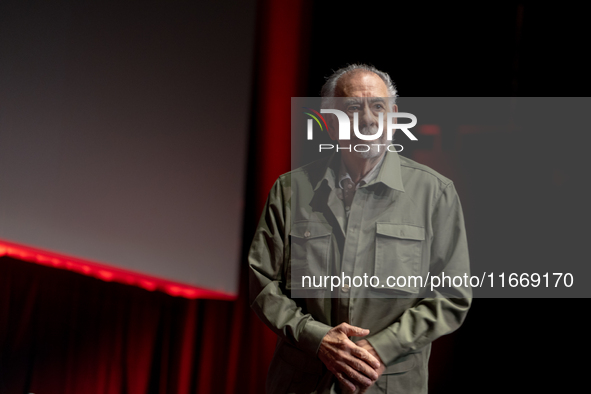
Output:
[288, 221, 332, 290]
[374, 223, 425, 295]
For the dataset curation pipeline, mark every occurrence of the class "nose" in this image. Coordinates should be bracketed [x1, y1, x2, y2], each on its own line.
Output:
[359, 105, 377, 128]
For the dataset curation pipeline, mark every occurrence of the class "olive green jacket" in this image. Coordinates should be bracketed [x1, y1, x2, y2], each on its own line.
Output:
[249, 151, 471, 393]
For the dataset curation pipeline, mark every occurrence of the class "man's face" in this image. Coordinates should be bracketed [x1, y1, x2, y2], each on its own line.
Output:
[329, 71, 396, 159]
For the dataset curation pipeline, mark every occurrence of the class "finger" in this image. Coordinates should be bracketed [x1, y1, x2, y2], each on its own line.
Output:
[335, 372, 357, 392]
[337, 361, 373, 388]
[339, 323, 370, 337]
[343, 354, 379, 381]
[351, 345, 381, 369]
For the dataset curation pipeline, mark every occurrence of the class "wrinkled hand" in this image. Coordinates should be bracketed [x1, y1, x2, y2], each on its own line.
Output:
[318, 323, 381, 392]
[354, 339, 386, 394]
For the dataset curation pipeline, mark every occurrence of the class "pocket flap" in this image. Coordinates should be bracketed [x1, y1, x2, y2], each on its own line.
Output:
[376, 223, 425, 241]
[290, 221, 332, 239]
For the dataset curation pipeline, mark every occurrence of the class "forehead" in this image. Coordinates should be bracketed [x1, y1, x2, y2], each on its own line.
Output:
[335, 71, 389, 98]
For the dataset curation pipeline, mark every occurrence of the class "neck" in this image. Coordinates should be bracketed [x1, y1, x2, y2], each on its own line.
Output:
[341, 152, 385, 184]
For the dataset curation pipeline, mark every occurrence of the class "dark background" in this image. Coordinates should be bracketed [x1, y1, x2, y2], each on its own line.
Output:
[1, 1, 589, 393]
[302, 3, 589, 392]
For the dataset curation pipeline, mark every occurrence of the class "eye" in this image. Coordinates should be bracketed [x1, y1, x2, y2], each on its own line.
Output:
[348, 105, 361, 112]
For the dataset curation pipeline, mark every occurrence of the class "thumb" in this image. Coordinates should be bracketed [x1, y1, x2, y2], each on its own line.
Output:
[339, 323, 370, 337]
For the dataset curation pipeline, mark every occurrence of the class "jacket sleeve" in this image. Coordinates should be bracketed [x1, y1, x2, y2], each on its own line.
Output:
[248, 177, 332, 356]
[366, 182, 472, 366]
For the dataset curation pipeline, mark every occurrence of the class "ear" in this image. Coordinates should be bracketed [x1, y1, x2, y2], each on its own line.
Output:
[391, 103, 398, 125]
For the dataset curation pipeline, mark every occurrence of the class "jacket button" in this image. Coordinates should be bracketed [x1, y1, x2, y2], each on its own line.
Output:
[304, 231, 311, 238]
[342, 284, 350, 293]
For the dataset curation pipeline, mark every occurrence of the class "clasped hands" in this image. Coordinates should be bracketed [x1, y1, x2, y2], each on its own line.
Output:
[318, 323, 386, 393]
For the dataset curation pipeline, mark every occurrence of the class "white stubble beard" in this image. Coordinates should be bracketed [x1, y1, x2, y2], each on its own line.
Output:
[341, 125, 389, 159]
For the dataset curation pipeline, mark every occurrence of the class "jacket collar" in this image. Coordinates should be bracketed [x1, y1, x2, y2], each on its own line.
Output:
[313, 150, 405, 193]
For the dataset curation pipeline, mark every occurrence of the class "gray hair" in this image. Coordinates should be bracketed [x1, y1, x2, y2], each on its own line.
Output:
[320, 64, 397, 109]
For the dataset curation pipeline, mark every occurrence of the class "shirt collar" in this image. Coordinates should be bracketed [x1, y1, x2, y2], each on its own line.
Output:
[371, 150, 405, 192]
[313, 150, 405, 193]
[313, 153, 339, 192]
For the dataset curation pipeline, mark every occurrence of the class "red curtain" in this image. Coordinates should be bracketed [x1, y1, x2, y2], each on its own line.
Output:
[0, 1, 308, 393]
[0, 255, 271, 394]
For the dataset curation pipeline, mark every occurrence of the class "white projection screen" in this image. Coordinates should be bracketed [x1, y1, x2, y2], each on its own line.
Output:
[0, 1, 257, 298]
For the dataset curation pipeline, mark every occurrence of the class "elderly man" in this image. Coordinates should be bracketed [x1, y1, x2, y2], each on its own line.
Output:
[249, 64, 471, 393]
